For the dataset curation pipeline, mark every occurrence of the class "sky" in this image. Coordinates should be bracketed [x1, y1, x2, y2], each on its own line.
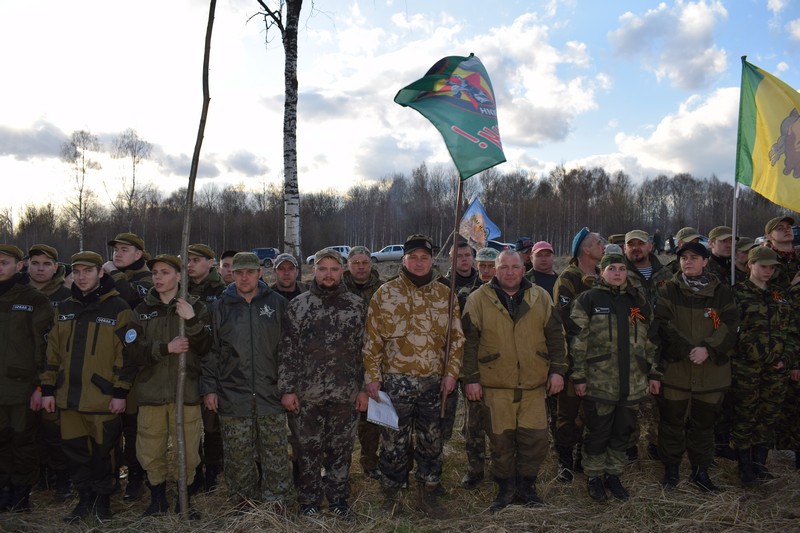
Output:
[1, 0, 799, 220]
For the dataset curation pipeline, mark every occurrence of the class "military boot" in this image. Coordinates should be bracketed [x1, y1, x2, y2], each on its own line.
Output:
[54, 469, 73, 502]
[205, 464, 221, 492]
[123, 468, 144, 501]
[143, 482, 169, 517]
[574, 443, 584, 474]
[752, 446, 774, 481]
[64, 489, 94, 524]
[489, 477, 516, 513]
[662, 463, 679, 490]
[586, 476, 607, 501]
[381, 485, 402, 516]
[461, 470, 484, 490]
[188, 465, 205, 496]
[714, 433, 736, 461]
[417, 482, 448, 519]
[736, 448, 758, 487]
[9, 485, 31, 512]
[689, 466, 718, 492]
[604, 474, 629, 501]
[556, 446, 575, 482]
[94, 493, 113, 522]
[514, 476, 544, 506]
[0, 485, 11, 512]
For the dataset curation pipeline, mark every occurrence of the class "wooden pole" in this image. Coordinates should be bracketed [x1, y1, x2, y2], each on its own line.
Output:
[441, 178, 464, 417]
[176, 0, 216, 517]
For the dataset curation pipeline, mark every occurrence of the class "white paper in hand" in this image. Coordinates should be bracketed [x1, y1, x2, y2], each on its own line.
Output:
[367, 391, 399, 430]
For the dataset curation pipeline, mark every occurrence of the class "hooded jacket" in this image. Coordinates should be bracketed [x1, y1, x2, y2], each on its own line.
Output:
[31, 264, 71, 305]
[201, 281, 286, 417]
[343, 269, 384, 304]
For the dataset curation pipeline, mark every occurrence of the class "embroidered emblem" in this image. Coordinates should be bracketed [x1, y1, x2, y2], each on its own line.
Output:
[259, 304, 275, 317]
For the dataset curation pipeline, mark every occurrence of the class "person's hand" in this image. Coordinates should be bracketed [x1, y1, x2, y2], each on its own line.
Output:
[109, 398, 126, 414]
[689, 347, 709, 365]
[102, 260, 116, 274]
[791, 270, 800, 286]
[175, 298, 196, 321]
[465, 383, 483, 401]
[204, 393, 219, 412]
[649, 380, 661, 395]
[366, 381, 381, 401]
[168, 336, 190, 354]
[773, 361, 785, 371]
[547, 373, 565, 396]
[441, 376, 456, 398]
[281, 393, 300, 413]
[42, 396, 56, 413]
[573, 382, 587, 397]
[790, 369, 800, 382]
[355, 392, 369, 412]
[29, 389, 42, 411]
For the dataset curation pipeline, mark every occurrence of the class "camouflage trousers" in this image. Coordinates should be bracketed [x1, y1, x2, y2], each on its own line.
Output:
[582, 401, 637, 477]
[288, 400, 357, 506]
[627, 395, 659, 449]
[357, 411, 380, 471]
[461, 383, 486, 475]
[60, 410, 121, 495]
[776, 375, 800, 450]
[220, 413, 293, 503]
[0, 404, 39, 487]
[730, 361, 788, 449]
[657, 388, 723, 468]
[379, 374, 443, 488]
[482, 387, 549, 479]
[554, 378, 585, 449]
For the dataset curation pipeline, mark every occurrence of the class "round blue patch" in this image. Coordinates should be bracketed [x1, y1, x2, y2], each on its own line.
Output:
[125, 329, 137, 343]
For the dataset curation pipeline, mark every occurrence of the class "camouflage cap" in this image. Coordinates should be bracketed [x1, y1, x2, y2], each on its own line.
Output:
[735, 237, 758, 253]
[708, 226, 732, 241]
[29, 244, 58, 261]
[765, 216, 795, 234]
[0, 244, 24, 262]
[624, 230, 649, 244]
[147, 254, 182, 272]
[314, 248, 343, 264]
[600, 252, 626, 270]
[475, 247, 499, 262]
[273, 253, 298, 269]
[348, 246, 371, 259]
[187, 243, 215, 259]
[675, 227, 701, 244]
[231, 252, 261, 271]
[748, 245, 780, 265]
[108, 232, 145, 250]
[71, 251, 103, 267]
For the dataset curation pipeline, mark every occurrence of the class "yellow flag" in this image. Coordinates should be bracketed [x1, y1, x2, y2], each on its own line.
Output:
[735, 57, 800, 211]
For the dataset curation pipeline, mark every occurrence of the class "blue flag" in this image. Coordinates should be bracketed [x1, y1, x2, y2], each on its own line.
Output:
[459, 198, 501, 250]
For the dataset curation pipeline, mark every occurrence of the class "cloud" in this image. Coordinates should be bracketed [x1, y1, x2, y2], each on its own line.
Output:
[769, 0, 788, 14]
[225, 150, 270, 177]
[355, 134, 433, 180]
[0, 120, 68, 160]
[155, 150, 221, 179]
[571, 87, 739, 181]
[609, 1, 728, 90]
[788, 18, 800, 40]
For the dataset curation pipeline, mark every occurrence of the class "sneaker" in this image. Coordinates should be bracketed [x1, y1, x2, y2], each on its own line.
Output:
[330, 501, 354, 521]
[604, 474, 629, 501]
[300, 504, 320, 516]
[587, 476, 607, 502]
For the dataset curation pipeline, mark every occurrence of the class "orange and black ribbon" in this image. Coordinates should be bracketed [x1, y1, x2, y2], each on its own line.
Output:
[704, 308, 720, 329]
[630, 307, 646, 326]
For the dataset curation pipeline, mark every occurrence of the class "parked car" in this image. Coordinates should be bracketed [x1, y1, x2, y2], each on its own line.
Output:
[251, 247, 280, 268]
[306, 245, 351, 264]
[370, 244, 404, 263]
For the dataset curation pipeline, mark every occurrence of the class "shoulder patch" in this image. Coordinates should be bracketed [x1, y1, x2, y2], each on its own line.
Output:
[137, 284, 149, 297]
[558, 295, 571, 307]
[11, 304, 33, 312]
[96, 317, 117, 326]
[592, 307, 611, 314]
[125, 329, 138, 343]
[58, 313, 75, 321]
[139, 311, 158, 321]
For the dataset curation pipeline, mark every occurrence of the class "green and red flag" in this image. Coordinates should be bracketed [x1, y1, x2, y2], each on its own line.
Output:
[735, 57, 800, 212]
[394, 53, 506, 180]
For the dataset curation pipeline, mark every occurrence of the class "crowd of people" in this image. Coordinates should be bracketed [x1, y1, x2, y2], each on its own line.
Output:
[0, 214, 798, 524]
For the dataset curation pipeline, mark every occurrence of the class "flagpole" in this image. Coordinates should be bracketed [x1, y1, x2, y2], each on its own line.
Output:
[731, 181, 739, 285]
[441, 178, 463, 417]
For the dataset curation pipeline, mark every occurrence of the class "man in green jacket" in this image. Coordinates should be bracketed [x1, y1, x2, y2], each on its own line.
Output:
[0, 245, 52, 513]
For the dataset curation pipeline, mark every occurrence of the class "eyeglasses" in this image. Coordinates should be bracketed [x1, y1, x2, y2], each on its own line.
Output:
[349, 260, 371, 266]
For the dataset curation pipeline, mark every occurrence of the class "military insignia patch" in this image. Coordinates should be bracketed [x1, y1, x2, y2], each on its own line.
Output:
[125, 329, 137, 343]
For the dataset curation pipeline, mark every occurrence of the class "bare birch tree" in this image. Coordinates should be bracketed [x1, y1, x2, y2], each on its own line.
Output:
[61, 130, 102, 251]
[110, 128, 153, 231]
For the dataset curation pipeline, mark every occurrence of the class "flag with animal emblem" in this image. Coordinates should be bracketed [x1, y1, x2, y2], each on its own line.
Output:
[459, 197, 501, 251]
[394, 54, 506, 180]
[735, 57, 800, 212]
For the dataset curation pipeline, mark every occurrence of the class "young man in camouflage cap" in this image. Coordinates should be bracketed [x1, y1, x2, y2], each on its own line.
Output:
[0, 245, 52, 512]
[271, 253, 307, 301]
[279, 248, 367, 519]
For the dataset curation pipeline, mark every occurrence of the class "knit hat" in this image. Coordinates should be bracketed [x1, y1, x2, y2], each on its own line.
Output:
[600, 252, 625, 270]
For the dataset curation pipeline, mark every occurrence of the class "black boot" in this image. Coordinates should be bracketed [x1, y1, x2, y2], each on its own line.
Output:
[689, 466, 718, 492]
[0, 485, 11, 512]
[64, 489, 94, 524]
[461, 470, 484, 490]
[647, 443, 660, 461]
[143, 482, 169, 517]
[752, 446, 774, 480]
[124, 468, 144, 501]
[662, 463, 679, 490]
[586, 476, 607, 501]
[188, 465, 205, 496]
[94, 493, 112, 522]
[205, 464, 220, 492]
[714, 434, 736, 461]
[54, 469, 72, 503]
[489, 477, 516, 513]
[9, 485, 31, 512]
[416, 482, 448, 519]
[556, 446, 574, 482]
[626, 446, 639, 463]
[574, 443, 584, 473]
[514, 476, 544, 506]
[35, 464, 50, 491]
[736, 448, 758, 487]
[604, 474, 629, 501]
[795, 450, 800, 471]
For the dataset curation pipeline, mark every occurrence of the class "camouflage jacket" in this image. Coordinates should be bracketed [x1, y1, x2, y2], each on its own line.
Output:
[108, 258, 153, 310]
[362, 269, 464, 383]
[553, 260, 598, 327]
[0, 274, 52, 405]
[765, 242, 800, 290]
[626, 253, 671, 309]
[188, 267, 226, 313]
[202, 281, 287, 417]
[127, 287, 211, 406]
[461, 278, 567, 389]
[734, 279, 798, 369]
[343, 269, 384, 304]
[270, 280, 308, 302]
[654, 272, 737, 393]
[443, 267, 483, 311]
[707, 254, 734, 286]
[41, 276, 136, 412]
[569, 281, 659, 405]
[30, 264, 71, 307]
[279, 280, 366, 404]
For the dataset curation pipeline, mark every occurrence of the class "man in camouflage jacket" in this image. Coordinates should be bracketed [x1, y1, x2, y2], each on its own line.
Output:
[279, 248, 367, 519]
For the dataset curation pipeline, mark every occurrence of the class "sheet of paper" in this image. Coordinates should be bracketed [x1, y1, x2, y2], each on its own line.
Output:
[367, 391, 399, 430]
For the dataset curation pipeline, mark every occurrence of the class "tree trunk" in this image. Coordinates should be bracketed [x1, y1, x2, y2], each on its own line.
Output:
[282, 0, 303, 259]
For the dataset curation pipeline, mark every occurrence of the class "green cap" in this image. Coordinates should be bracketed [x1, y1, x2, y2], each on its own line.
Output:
[748, 246, 780, 265]
[147, 254, 182, 272]
[188, 244, 215, 259]
[0, 244, 24, 262]
[108, 232, 145, 250]
[71, 251, 103, 268]
[29, 244, 58, 261]
[624, 230, 648, 244]
[600, 252, 626, 270]
[232, 252, 261, 271]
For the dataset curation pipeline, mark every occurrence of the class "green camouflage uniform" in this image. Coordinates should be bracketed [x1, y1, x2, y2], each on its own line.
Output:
[279, 280, 366, 508]
[731, 279, 796, 450]
[569, 280, 659, 477]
